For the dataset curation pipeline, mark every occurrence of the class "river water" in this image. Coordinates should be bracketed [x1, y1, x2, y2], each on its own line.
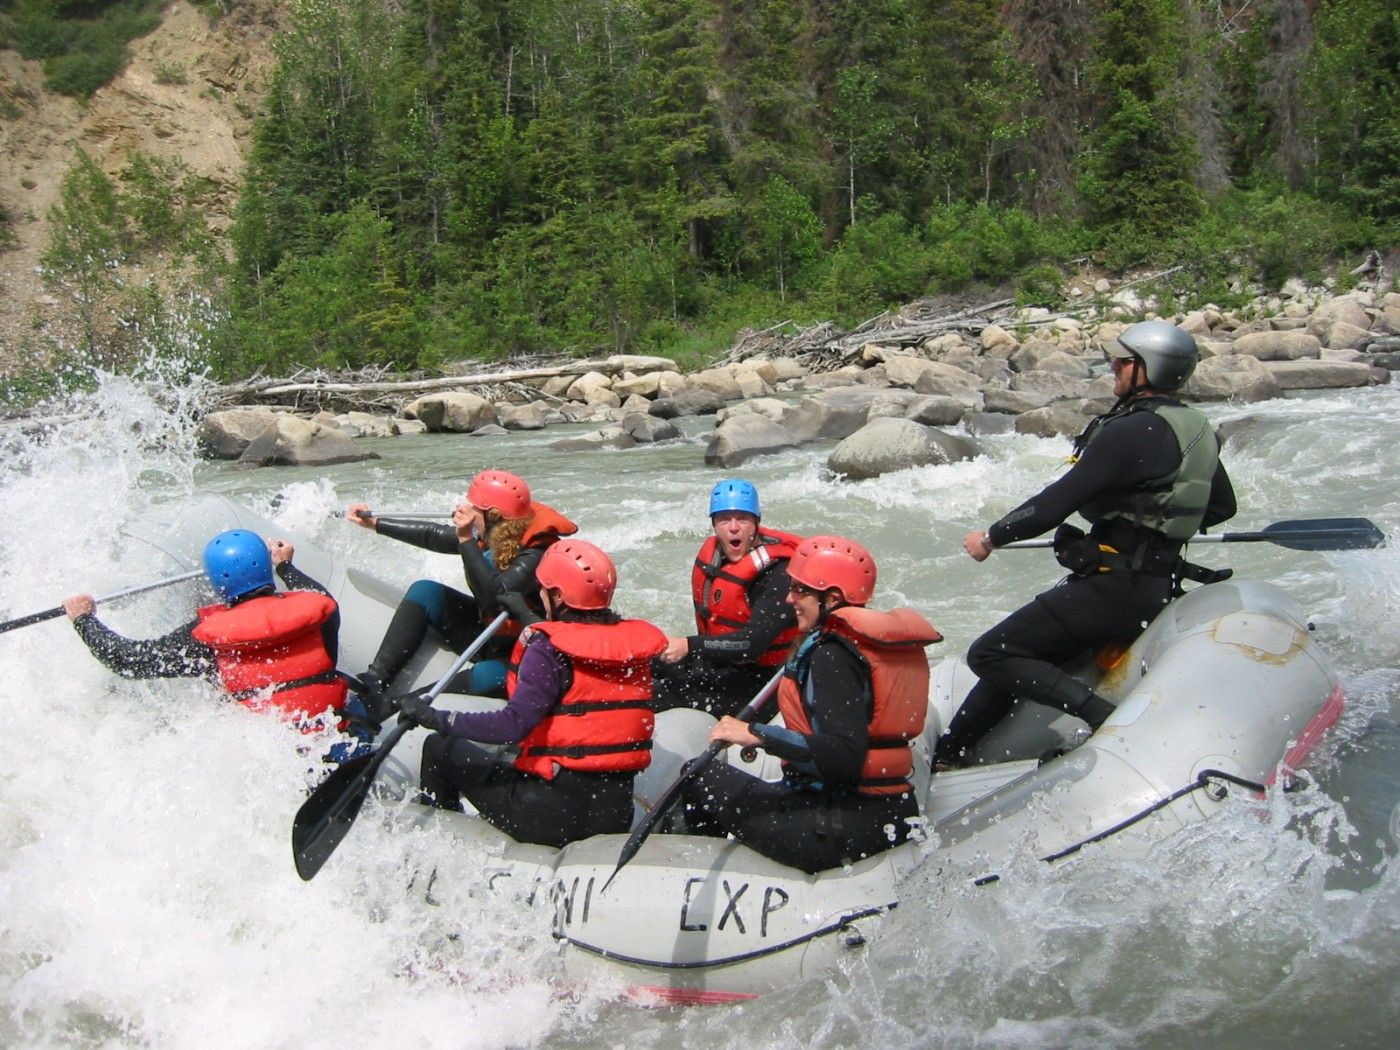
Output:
[2, 366, 1398, 1048]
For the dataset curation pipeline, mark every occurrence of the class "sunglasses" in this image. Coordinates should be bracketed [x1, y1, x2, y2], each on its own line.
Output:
[788, 582, 818, 597]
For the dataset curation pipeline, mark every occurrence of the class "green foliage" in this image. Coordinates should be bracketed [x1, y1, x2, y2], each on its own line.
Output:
[1306, 0, 1400, 219]
[1080, 0, 1202, 265]
[1, 0, 164, 98]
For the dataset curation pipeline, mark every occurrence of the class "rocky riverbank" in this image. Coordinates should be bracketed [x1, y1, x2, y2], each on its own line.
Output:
[194, 279, 1400, 477]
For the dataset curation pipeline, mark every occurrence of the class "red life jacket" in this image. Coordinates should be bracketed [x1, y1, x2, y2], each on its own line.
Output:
[191, 591, 346, 721]
[509, 618, 667, 780]
[691, 528, 803, 667]
[777, 606, 941, 797]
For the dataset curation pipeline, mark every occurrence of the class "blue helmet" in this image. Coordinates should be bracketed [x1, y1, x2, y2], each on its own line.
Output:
[202, 529, 274, 602]
[709, 479, 760, 519]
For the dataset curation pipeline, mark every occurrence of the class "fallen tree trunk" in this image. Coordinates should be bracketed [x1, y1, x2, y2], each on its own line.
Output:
[208, 359, 618, 403]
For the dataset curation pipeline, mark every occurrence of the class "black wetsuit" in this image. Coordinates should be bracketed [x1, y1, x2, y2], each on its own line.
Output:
[681, 639, 918, 873]
[367, 520, 546, 695]
[939, 396, 1237, 763]
[652, 562, 796, 718]
[70, 562, 339, 680]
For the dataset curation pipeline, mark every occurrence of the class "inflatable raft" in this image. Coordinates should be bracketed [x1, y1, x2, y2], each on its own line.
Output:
[130, 494, 1344, 1003]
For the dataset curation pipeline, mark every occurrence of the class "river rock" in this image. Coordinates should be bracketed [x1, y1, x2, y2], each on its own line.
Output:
[339, 411, 397, 438]
[1007, 337, 1061, 372]
[469, 423, 509, 436]
[1009, 370, 1091, 400]
[1015, 401, 1094, 438]
[621, 413, 682, 443]
[717, 397, 790, 424]
[611, 372, 667, 399]
[1184, 354, 1282, 402]
[236, 415, 379, 468]
[1231, 330, 1322, 360]
[984, 386, 1052, 415]
[786, 387, 891, 443]
[1264, 360, 1383, 390]
[979, 323, 1017, 352]
[603, 354, 679, 374]
[800, 365, 881, 389]
[735, 369, 774, 399]
[1308, 294, 1372, 341]
[498, 401, 554, 430]
[1325, 321, 1374, 350]
[827, 417, 978, 479]
[650, 387, 728, 418]
[549, 425, 637, 452]
[705, 413, 800, 467]
[566, 371, 615, 402]
[404, 391, 499, 432]
[905, 395, 967, 426]
[688, 367, 744, 401]
[196, 408, 281, 459]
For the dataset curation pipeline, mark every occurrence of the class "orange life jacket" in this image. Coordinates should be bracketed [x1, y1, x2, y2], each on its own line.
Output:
[509, 618, 667, 780]
[191, 591, 347, 721]
[520, 502, 578, 549]
[777, 606, 941, 796]
[691, 528, 803, 667]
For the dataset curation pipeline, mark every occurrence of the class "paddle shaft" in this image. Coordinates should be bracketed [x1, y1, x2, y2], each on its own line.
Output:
[291, 610, 510, 881]
[0, 569, 205, 635]
[334, 509, 441, 521]
[998, 516, 1384, 553]
[605, 667, 786, 890]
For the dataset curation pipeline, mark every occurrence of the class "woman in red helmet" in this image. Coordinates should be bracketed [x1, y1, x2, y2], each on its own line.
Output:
[398, 539, 666, 848]
[680, 535, 942, 873]
[346, 470, 576, 718]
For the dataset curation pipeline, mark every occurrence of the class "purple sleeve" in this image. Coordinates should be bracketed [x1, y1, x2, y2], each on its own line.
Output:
[438, 635, 569, 744]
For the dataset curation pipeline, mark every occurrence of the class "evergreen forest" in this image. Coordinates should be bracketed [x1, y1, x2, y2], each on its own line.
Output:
[4, 0, 1399, 382]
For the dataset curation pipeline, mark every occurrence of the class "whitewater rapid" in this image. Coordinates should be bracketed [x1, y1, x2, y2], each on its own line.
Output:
[2, 363, 1398, 1047]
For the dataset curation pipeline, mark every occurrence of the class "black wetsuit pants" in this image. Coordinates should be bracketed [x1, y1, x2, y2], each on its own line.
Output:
[681, 764, 918, 874]
[940, 568, 1175, 763]
[419, 734, 634, 849]
[651, 656, 775, 719]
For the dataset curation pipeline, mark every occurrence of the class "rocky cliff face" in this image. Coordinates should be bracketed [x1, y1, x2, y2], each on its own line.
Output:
[0, 1, 280, 373]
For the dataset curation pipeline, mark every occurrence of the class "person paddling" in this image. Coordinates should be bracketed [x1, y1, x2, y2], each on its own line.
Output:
[397, 539, 667, 848]
[936, 320, 1237, 767]
[652, 479, 802, 717]
[64, 529, 347, 724]
[679, 535, 941, 873]
[345, 469, 576, 719]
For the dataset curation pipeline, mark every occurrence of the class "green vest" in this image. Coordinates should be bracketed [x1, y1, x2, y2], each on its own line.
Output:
[1079, 400, 1219, 542]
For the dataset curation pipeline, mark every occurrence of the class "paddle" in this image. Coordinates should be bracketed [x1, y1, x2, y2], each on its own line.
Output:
[998, 516, 1386, 553]
[0, 569, 205, 636]
[603, 667, 787, 892]
[291, 609, 510, 881]
[332, 509, 441, 521]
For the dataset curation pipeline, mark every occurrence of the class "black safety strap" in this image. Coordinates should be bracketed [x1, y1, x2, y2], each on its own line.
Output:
[973, 768, 1272, 886]
[228, 668, 341, 702]
[522, 740, 652, 760]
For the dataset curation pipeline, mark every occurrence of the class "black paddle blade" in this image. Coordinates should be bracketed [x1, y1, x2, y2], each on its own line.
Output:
[292, 724, 407, 880]
[1259, 517, 1386, 551]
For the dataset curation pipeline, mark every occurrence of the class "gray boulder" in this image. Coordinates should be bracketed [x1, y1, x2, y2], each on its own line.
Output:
[1264, 360, 1384, 390]
[196, 408, 280, 460]
[1185, 354, 1283, 402]
[984, 387, 1052, 415]
[905, 395, 967, 427]
[705, 413, 800, 468]
[499, 402, 553, 430]
[236, 416, 380, 468]
[786, 387, 890, 443]
[621, 413, 683, 443]
[1231, 330, 1322, 361]
[827, 417, 978, 479]
[1015, 402, 1094, 438]
[1009, 370, 1091, 401]
[404, 391, 499, 432]
[650, 388, 728, 418]
[549, 425, 638, 452]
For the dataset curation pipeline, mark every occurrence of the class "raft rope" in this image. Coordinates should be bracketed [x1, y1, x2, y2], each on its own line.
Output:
[973, 768, 1272, 887]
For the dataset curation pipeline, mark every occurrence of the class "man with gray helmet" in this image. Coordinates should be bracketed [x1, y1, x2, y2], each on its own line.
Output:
[936, 321, 1237, 766]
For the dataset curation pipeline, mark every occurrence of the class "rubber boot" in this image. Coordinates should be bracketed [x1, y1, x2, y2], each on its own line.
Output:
[1077, 691, 1116, 732]
[359, 599, 431, 722]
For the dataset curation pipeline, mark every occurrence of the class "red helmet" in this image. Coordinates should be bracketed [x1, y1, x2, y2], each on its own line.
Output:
[535, 539, 617, 610]
[787, 534, 876, 605]
[467, 470, 532, 520]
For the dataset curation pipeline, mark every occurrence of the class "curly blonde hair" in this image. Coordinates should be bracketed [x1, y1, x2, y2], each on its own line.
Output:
[486, 509, 531, 568]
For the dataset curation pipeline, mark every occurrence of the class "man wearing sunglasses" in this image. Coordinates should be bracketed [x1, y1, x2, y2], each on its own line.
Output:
[936, 320, 1237, 767]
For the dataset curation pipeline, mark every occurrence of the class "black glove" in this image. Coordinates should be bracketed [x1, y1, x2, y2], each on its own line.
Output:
[1052, 523, 1101, 577]
[397, 692, 441, 731]
[497, 589, 542, 626]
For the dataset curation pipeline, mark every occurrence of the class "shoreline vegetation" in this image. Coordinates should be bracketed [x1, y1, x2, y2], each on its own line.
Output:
[2, 1, 1397, 432]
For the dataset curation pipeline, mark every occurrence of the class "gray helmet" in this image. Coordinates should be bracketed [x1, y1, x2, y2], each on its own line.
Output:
[1107, 321, 1199, 390]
